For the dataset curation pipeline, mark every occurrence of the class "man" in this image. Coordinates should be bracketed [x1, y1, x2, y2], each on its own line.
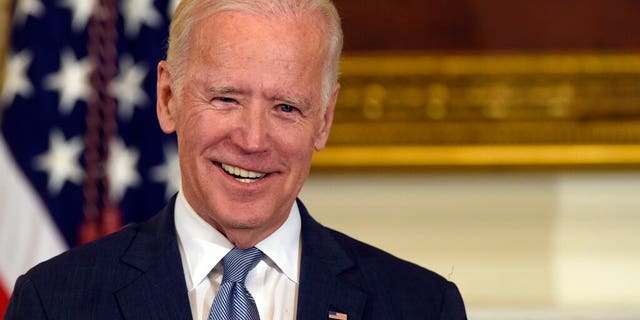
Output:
[5, 0, 467, 319]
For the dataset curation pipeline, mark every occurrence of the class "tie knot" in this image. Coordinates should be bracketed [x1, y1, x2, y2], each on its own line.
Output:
[221, 247, 264, 283]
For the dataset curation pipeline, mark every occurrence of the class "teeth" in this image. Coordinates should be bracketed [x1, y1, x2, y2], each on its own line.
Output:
[221, 163, 266, 183]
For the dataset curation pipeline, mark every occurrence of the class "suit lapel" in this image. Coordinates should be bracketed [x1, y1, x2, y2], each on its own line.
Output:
[111, 197, 369, 319]
[115, 197, 192, 320]
[296, 200, 368, 320]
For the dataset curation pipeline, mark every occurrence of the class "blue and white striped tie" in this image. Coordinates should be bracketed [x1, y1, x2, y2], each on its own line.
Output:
[208, 247, 264, 320]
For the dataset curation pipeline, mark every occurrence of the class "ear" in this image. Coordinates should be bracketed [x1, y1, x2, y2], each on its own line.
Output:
[156, 60, 177, 134]
[313, 83, 340, 151]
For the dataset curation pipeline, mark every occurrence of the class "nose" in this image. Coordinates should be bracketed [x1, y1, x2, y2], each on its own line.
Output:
[231, 106, 270, 154]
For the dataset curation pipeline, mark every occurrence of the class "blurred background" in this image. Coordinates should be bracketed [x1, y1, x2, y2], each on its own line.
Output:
[1, 0, 639, 318]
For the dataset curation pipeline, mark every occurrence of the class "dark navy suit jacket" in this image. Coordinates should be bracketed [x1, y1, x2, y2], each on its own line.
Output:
[5, 198, 467, 319]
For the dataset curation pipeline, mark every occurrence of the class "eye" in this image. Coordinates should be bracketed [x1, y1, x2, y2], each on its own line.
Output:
[278, 104, 296, 113]
[215, 97, 237, 104]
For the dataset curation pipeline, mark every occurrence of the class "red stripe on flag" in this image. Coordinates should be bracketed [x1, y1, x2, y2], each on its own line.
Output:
[0, 279, 10, 319]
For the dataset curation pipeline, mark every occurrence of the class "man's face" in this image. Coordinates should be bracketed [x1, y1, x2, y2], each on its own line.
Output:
[157, 11, 338, 247]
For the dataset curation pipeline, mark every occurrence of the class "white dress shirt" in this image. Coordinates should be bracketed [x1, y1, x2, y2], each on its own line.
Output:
[174, 191, 301, 320]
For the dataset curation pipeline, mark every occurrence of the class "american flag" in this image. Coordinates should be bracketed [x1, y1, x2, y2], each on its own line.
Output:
[0, 0, 180, 315]
[328, 310, 348, 320]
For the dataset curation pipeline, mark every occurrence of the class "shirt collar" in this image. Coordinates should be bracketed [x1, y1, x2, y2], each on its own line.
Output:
[174, 190, 301, 291]
[255, 201, 301, 284]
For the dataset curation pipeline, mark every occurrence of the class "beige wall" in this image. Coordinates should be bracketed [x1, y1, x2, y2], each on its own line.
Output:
[301, 170, 640, 316]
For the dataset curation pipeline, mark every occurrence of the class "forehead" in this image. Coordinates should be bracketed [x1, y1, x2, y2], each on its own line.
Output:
[190, 10, 328, 63]
[184, 10, 329, 98]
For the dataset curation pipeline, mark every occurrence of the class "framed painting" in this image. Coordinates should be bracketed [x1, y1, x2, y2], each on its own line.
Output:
[313, 53, 640, 168]
[314, 0, 640, 168]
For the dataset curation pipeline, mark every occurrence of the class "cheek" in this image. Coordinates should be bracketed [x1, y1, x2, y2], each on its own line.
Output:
[275, 125, 317, 161]
[177, 110, 227, 152]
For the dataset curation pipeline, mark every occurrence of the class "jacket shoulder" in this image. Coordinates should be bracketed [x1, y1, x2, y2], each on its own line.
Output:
[327, 228, 467, 319]
[28, 222, 141, 277]
[6, 224, 147, 319]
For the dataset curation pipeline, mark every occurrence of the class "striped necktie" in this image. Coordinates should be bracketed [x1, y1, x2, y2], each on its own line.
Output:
[208, 247, 264, 320]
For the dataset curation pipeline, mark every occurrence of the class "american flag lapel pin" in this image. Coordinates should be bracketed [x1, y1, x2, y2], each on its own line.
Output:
[328, 310, 348, 320]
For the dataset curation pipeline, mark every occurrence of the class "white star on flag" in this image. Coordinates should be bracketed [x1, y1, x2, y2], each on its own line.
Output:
[109, 55, 149, 120]
[107, 139, 141, 202]
[13, 0, 46, 26]
[32, 129, 85, 195]
[43, 49, 93, 115]
[2, 50, 34, 106]
[58, 0, 97, 31]
[150, 144, 180, 199]
[122, 0, 162, 38]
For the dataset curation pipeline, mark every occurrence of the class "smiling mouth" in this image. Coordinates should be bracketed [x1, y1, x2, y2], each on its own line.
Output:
[220, 163, 267, 183]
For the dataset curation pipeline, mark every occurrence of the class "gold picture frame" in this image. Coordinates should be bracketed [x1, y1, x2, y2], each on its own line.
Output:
[313, 53, 640, 169]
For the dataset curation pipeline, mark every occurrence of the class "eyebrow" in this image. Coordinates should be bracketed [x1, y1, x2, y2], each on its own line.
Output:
[205, 86, 247, 96]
